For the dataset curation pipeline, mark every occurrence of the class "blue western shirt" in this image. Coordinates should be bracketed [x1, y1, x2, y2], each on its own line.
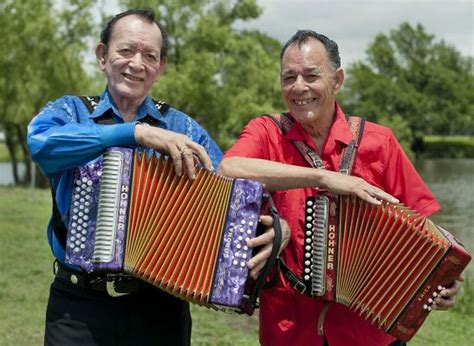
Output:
[27, 89, 222, 262]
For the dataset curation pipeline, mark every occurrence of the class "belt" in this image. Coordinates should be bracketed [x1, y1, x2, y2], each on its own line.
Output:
[54, 261, 149, 297]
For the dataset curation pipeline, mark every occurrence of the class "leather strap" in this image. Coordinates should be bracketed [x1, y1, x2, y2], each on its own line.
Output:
[240, 193, 283, 314]
[263, 112, 365, 173]
[317, 302, 331, 336]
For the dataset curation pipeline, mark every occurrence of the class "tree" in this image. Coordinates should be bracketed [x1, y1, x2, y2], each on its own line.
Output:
[0, 0, 95, 185]
[340, 23, 474, 157]
[121, 0, 284, 149]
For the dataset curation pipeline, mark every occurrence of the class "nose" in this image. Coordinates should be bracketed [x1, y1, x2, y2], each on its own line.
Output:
[293, 75, 307, 93]
[129, 52, 145, 70]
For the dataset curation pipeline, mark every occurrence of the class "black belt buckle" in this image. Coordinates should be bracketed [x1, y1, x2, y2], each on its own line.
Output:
[292, 280, 307, 294]
[105, 274, 142, 297]
[89, 275, 131, 297]
[283, 270, 307, 294]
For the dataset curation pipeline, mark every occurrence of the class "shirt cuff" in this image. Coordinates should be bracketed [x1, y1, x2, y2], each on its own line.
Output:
[98, 122, 138, 148]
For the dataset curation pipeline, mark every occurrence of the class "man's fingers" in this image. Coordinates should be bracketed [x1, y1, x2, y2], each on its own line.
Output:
[249, 260, 267, 280]
[247, 243, 272, 279]
[180, 148, 197, 179]
[188, 142, 214, 171]
[170, 147, 185, 177]
[357, 191, 382, 206]
[259, 214, 274, 226]
[247, 229, 274, 248]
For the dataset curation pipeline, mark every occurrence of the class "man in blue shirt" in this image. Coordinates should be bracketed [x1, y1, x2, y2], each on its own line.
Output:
[28, 8, 222, 346]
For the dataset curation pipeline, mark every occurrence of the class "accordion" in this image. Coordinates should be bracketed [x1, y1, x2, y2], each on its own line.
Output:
[65, 147, 266, 314]
[302, 193, 471, 341]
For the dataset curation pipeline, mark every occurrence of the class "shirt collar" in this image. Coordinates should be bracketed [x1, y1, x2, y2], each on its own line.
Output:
[284, 102, 354, 147]
[89, 89, 167, 126]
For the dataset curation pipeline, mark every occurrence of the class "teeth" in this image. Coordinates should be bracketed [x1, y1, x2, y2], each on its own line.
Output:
[294, 98, 315, 105]
[124, 74, 142, 81]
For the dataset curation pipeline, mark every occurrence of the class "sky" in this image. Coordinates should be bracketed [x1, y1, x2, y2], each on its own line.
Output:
[234, 0, 473, 66]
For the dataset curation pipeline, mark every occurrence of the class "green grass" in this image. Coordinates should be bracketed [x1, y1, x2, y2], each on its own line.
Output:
[0, 187, 473, 345]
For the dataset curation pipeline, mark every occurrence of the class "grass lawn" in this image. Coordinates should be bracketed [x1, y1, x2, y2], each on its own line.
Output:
[0, 187, 472, 345]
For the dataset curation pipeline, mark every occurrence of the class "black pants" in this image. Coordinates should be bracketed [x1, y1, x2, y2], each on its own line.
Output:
[45, 276, 191, 346]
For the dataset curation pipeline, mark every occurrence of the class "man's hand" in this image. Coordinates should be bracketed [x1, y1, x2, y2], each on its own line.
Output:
[431, 274, 464, 311]
[246, 215, 291, 280]
[321, 171, 399, 205]
[134, 123, 213, 178]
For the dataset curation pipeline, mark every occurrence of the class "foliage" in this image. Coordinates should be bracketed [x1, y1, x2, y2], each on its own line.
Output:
[0, 0, 96, 185]
[120, 0, 284, 149]
[422, 135, 474, 158]
[340, 23, 474, 158]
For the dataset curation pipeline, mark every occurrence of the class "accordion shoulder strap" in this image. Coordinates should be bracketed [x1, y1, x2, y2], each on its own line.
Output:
[262, 113, 365, 174]
[50, 186, 68, 249]
[263, 113, 325, 169]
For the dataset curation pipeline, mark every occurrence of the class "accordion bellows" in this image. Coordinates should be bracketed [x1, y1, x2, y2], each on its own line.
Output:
[303, 194, 471, 341]
[65, 147, 263, 312]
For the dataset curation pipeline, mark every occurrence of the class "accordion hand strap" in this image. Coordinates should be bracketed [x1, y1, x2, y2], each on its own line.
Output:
[241, 193, 283, 313]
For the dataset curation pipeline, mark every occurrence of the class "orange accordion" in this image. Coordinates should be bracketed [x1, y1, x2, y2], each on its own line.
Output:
[65, 147, 278, 314]
[301, 193, 471, 341]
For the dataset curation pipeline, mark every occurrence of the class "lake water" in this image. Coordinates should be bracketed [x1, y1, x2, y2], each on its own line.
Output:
[0, 162, 26, 186]
[1, 159, 473, 275]
[415, 158, 474, 277]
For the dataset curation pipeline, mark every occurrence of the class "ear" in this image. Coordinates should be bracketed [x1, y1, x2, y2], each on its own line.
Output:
[333, 67, 345, 93]
[154, 58, 167, 82]
[95, 43, 107, 71]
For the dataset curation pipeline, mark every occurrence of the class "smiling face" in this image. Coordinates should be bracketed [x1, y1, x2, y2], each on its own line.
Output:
[280, 38, 344, 129]
[95, 14, 166, 109]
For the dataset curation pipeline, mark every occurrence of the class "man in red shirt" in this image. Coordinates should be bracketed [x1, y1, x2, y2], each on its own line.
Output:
[219, 30, 463, 346]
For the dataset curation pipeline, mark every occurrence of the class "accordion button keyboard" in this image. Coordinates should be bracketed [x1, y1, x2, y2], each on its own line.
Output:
[67, 175, 97, 257]
[303, 195, 329, 297]
[92, 151, 124, 263]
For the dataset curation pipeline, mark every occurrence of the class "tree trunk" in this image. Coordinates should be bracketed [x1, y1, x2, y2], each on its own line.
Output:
[17, 124, 31, 184]
[4, 126, 19, 185]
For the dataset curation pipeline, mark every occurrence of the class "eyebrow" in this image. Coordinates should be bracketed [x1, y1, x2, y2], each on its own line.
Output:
[281, 67, 324, 75]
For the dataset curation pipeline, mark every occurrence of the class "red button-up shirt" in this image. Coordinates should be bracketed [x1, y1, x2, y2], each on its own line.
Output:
[224, 103, 440, 346]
